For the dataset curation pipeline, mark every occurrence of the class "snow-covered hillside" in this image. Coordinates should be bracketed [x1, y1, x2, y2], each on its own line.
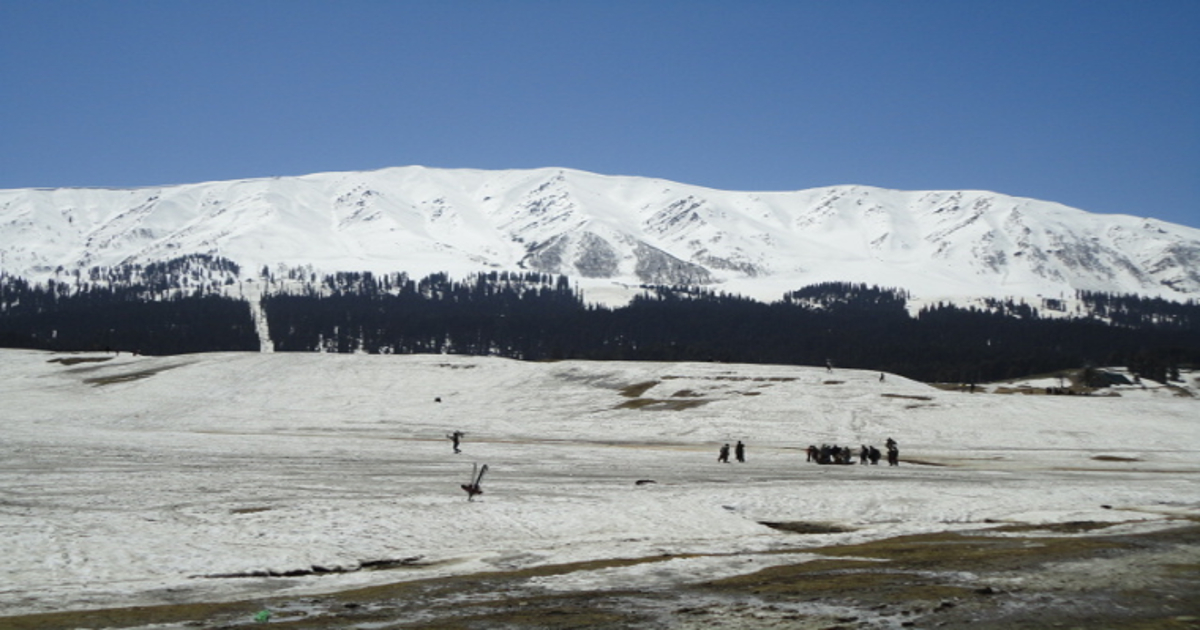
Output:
[1, 349, 1196, 618]
[2, 166, 1198, 305]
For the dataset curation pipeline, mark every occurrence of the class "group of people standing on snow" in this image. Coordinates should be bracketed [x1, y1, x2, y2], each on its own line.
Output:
[803, 437, 900, 466]
[720, 438, 900, 466]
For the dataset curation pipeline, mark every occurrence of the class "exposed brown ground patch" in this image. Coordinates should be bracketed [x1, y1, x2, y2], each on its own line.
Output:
[618, 380, 659, 398]
[615, 398, 710, 410]
[48, 356, 114, 366]
[82, 363, 185, 386]
[6, 523, 1197, 629]
[880, 393, 933, 401]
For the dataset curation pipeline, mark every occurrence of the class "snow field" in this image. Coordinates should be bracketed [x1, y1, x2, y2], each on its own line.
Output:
[0, 349, 1196, 616]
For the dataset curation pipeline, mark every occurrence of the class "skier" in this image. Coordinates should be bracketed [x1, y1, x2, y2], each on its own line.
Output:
[461, 463, 488, 501]
[735, 440, 745, 463]
[448, 431, 464, 454]
[718, 443, 730, 463]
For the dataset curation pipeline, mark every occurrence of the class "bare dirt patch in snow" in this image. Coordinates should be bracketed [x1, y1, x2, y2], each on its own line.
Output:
[616, 397, 711, 411]
[758, 521, 855, 535]
[47, 356, 114, 366]
[5, 522, 1197, 629]
[880, 393, 933, 401]
[619, 380, 659, 397]
[1093, 454, 1142, 462]
[81, 362, 188, 386]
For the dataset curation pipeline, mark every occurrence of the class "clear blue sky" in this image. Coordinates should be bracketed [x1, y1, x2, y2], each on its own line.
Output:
[2, 0, 1197, 228]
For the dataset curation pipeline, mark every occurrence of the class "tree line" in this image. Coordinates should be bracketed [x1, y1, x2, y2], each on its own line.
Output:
[2, 258, 1197, 383]
[262, 273, 1198, 383]
[0, 274, 258, 355]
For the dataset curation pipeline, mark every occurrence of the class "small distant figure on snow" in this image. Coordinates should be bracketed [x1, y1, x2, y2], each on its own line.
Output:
[886, 438, 899, 466]
[825, 359, 834, 373]
[868, 445, 882, 465]
[735, 440, 746, 463]
[806, 444, 818, 462]
[461, 463, 488, 501]
[448, 430, 464, 454]
[859, 444, 869, 464]
[879, 373, 885, 382]
[718, 443, 731, 463]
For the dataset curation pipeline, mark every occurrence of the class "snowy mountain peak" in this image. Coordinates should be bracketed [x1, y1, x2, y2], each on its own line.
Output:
[2, 166, 1198, 303]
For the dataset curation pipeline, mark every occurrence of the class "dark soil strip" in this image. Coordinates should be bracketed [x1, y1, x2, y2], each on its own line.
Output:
[49, 356, 114, 366]
[198, 556, 428, 579]
[759, 521, 855, 534]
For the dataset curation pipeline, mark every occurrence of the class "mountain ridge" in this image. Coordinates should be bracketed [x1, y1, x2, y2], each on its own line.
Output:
[2, 166, 1198, 304]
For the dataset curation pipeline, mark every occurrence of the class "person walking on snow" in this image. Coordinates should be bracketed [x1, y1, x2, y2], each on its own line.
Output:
[448, 431, 464, 454]
[718, 443, 730, 463]
[735, 440, 746, 463]
[886, 437, 899, 466]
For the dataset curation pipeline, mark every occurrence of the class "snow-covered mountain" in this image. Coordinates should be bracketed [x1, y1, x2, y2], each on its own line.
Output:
[2, 166, 1198, 304]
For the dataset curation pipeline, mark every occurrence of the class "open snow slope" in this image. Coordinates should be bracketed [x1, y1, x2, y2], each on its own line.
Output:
[1, 350, 1197, 616]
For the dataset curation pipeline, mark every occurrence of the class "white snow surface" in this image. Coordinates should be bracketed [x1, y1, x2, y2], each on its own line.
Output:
[1, 349, 1198, 616]
[3, 166, 1199, 305]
